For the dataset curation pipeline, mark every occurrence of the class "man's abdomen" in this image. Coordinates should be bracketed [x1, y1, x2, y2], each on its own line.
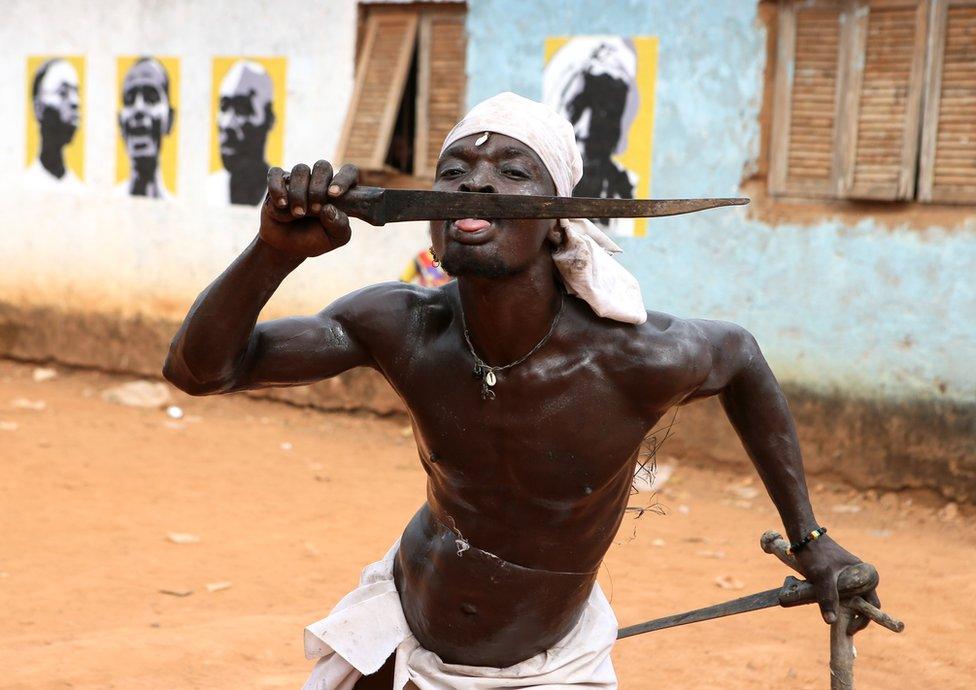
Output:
[393, 505, 597, 668]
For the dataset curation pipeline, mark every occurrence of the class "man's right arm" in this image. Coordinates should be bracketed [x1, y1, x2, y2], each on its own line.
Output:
[163, 160, 371, 395]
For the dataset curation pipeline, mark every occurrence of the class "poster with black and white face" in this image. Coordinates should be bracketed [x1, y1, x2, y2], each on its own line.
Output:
[26, 56, 85, 190]
[116, 56, 179, 199]
[544, 37, 658, 238]
[207, 57, 286, 206]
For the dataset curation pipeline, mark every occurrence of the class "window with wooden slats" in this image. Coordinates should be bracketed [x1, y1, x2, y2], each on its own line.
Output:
[338, 10, 419, 170]
[414, 11, 467, 177]
[919, 0, 976, 201]
[770, 0, 975, 205]
[338, 3, 467, 180]
[846, 1, 928, 200]
[770, 1, 845, 197]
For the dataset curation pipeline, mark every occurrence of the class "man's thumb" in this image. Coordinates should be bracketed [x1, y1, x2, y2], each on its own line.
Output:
[816, 572, 840, 624]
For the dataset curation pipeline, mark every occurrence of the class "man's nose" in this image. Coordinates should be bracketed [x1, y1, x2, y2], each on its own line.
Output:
[458, 173, 496, 194]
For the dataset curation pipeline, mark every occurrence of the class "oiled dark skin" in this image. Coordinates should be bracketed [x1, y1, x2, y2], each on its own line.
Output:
[164, 134, 880, 678]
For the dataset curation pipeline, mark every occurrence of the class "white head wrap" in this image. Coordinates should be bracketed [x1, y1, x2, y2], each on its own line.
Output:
[440, 92, 647, 325]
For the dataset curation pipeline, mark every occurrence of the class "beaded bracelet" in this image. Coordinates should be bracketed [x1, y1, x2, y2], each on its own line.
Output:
[788, 526, 827, 555]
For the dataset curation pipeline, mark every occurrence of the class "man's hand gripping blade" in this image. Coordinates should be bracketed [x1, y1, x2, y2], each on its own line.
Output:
[616, 562, 881, 640]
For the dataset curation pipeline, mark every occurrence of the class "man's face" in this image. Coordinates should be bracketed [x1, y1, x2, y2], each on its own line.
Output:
[34, 60, 80, 147]
[566, 72, 628, 162]
[119, 60, 172, 163]
[217, 65, 273, 171]
[431, 133, 558, 279]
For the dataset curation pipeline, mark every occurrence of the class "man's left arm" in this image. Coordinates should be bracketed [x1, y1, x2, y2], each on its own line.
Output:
[682, 319, 880, 631]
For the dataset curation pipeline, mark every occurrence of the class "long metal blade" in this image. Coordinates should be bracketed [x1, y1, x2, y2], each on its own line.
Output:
[378, 189, 749, 223]
[616, 587, 782, 639]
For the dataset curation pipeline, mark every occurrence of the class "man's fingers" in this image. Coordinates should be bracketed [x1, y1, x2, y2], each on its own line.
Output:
[288, 163, 311, 217]
[328, 163, 359, 197]
[320, 205, 352, 247]
[267, 167, 288, 209]
[815, 571, 841, 624]
[308, 160, 334, 214]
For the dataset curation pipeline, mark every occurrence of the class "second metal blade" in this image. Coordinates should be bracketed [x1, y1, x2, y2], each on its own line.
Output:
[616, 587, 782, 639]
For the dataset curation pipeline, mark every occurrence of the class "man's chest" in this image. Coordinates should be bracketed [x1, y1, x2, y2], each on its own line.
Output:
[385, 343, 655, 497]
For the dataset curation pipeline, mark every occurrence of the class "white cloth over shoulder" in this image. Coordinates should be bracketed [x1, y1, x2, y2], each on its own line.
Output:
[439, 92, 647, 325]
[302, 542, 619, 690]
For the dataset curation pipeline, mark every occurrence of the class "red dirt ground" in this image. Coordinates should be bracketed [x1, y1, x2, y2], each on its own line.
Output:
[1, 359, 973, 689]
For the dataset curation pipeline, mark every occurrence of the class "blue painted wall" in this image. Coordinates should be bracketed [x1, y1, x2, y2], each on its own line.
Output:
[466, 0, 975, 405]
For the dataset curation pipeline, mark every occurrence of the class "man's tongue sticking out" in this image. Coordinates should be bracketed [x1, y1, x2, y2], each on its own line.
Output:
[456, 218, 490, 232]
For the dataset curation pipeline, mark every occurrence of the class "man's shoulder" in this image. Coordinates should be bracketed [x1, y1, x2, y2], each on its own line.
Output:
[329, 280, 454, 334]
[621, 311, 710, 362]
[590, 309, 717, 399]
[341, 279, 451, 307]
[637, 312, 758, 367]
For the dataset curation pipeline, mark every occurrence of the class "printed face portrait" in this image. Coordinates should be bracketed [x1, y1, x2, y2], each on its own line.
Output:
[26, 55, 86, 187]
[217, 60, 275, 172]
[33, 59, 80, 150]
[545, 36, 659, 238]
[208, 57, 285, 206]
[115, 56, 180, 198]
[119, 58, 173, 167]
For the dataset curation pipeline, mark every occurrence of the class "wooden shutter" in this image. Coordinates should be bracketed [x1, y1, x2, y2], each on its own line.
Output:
[770, 1, 847, 197]
[414, 9, 467, 177]
[336, 10, 418, 170]
[845, 1, 929, 200]
[919, 0, 976, 202]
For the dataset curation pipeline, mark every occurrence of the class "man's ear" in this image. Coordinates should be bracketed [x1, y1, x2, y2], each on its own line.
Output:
[33, 99, 44, 122]
[546, 222, 565, 248]
[164, 106, 175, 136]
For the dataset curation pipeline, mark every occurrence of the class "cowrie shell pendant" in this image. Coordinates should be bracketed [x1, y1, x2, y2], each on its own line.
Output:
[485, 371, 497, 386]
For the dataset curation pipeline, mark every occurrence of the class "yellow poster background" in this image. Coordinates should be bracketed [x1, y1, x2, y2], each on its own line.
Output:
[544, 37, 659, 237]
[25, 55, 86, 180]
[209, 56, 287, 173]
[115, 56, 181, 195]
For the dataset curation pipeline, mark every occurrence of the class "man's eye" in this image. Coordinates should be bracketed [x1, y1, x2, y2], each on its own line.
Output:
[503, 168, 529, 179]
[439, 167, 464, 178]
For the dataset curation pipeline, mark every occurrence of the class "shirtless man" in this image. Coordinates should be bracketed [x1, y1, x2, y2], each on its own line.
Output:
[164, 93, 880, 689]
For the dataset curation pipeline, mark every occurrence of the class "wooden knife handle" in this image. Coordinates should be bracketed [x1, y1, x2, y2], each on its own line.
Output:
[332, 186, 386, 226]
